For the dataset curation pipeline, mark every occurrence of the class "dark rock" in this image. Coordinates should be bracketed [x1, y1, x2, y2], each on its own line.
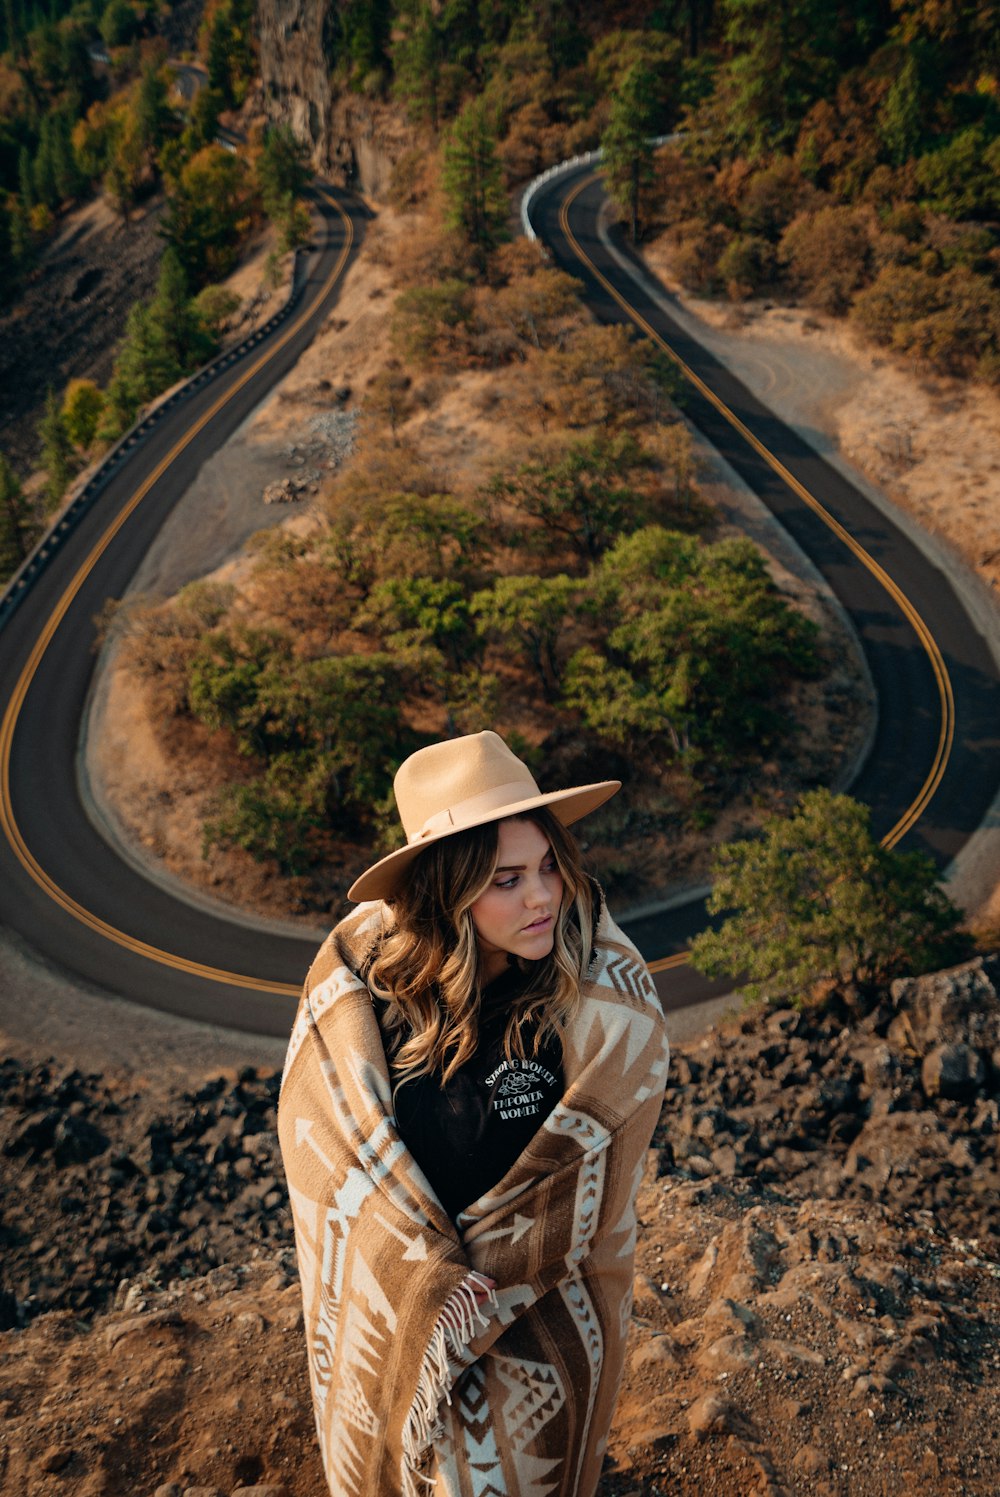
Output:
[922, 1044, 985, 1101]
[53, 1114, 110, 1166]
[4, 1109, 59, 1156]
[39, 1444, 74, 1472]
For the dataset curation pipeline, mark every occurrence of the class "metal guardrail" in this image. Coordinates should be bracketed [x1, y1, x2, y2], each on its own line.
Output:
[519, 136, 675, 242]
[0, 240, 313, 634]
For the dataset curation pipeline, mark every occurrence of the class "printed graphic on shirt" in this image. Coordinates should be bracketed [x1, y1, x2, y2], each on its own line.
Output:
[486, 1058, 560, 1122]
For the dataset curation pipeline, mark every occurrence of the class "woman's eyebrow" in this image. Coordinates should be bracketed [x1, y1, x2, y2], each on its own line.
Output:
[494, 850, 555, 873]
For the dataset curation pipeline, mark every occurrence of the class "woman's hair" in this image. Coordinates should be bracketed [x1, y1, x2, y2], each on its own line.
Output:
[366, 806, 595, 1086]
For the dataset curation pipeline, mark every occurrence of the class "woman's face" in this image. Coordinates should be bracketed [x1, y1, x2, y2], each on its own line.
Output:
[469, 818, 564, 983]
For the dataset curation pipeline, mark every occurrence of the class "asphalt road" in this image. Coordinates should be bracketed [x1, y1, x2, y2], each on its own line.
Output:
[1, 171, 996, 1036]
[529, 167, 998, 981]
[0, 187, 363, 1035]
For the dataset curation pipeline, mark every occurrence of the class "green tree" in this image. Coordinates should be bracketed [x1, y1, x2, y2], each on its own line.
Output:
[205, 0, 256, 107]
[441, 95, 508, 268]
[62, 378, 105, 448]
[96, 368, 140, 443]
[337, 0, 391, 85]
[0, 452, 36, 580]
[487, 432, 653, 562]
[51, 113, 83, 202]
[17, 144, 34, 210]
[914, 126, 1000, 221]
[183, 84, 225, 153]
[102, 110, 143, 226]
[114, 302, 175, 409]
[392, 279, 473, 365]
[356, 576, 477, 669]
[601, 63, 659, 241]
[100, 0, 138, 49]
[34, 119, 58, 209]
[192, 283, 241, 339]
[563, 527, 818, 760]
[472, 574, 577, 699]
[689, 789, 971, 1005]
[257, 123, 311, 222]
[877, 51, 924, 167]
[203, 751, 339, 876]
[391, 2, 444, 127]
[717, 0, 837, 157]
[148, 247, 215, 370]
[111, 253, 215, 413]
[188, 623, 288, 755]
[134, 62, 171, 172]
[200, 649, 413, 872]
[37, 386, 75, 509]
[161, 144, 255, 286]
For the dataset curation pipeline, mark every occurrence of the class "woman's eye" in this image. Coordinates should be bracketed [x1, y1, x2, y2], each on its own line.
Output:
[496, 875, 519, 889]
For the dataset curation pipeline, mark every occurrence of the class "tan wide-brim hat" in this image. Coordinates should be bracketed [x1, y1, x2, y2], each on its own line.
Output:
[347, 730, 620, 903]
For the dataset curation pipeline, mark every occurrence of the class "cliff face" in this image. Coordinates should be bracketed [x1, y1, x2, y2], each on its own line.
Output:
[256, 0, 408, 198]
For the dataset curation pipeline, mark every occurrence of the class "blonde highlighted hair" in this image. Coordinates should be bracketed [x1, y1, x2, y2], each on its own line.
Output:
[366, 808, 594, 1087]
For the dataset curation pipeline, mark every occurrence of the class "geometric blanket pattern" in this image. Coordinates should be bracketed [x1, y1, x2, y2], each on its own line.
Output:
[278, 898, 669, 1496]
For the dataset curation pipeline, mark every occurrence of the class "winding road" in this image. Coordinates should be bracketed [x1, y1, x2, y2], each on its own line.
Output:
[1, 169, 997, 1037]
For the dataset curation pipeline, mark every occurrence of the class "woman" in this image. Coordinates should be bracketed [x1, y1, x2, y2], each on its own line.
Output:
[278, 730, 669, 1496]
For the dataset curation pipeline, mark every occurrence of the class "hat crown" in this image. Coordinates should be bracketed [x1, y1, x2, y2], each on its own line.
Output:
[394, 731, 541, 844]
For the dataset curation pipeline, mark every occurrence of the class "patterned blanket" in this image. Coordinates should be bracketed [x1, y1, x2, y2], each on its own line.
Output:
[277, 899, 669, 1496]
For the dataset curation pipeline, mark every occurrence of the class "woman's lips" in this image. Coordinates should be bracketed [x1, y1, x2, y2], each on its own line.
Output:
[522, 914, 553, 932]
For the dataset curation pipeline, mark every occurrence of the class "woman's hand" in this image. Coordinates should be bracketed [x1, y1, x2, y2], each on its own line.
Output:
[471, 1274, 496, 1305]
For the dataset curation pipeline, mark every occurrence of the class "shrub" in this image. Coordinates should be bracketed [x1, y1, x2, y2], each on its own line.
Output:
[716, 233, 775, 298]
[849, 262, 940, 345]
[62, 379, 105, 450]
[779, 203, 873, 314]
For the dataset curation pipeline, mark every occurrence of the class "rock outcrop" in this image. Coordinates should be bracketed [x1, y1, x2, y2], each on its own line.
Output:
[654, 954, 1000, 1255]
[255, 0, 410, 195]
[3, 954, 1000, 1493]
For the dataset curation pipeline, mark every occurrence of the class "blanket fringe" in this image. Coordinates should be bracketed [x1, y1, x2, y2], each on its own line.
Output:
[401, 1270, 497, 1490]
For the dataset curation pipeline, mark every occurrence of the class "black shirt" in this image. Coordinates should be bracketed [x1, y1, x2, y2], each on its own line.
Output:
[374, 963, 564, 1220]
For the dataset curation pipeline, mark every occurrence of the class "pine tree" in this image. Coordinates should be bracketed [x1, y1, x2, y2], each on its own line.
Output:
[0, 452, 36, 580]
[257, 123, 311, 222]
[134, 62, 170, 171]
[37, 387, 75, 510]
[601, 64, 658, 243]
[18, 144, 34, 210]
[878, 52, 924, 166]
[392, 2, 442, 127]
[441, 96, 508, 269]
[147, 248, 213, 370]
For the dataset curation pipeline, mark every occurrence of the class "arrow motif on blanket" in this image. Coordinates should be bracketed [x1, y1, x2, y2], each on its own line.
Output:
[478, 1213, 534, 1245]
[295, 1116, 336, 1173]
[372, 1211, 428, 1260]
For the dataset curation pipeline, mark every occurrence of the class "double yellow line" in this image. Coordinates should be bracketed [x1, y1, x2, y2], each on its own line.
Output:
[0, 190, 353, 998]
[559, 174, 954, 976]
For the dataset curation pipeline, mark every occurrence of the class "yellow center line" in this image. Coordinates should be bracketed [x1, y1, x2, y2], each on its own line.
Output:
[559, 171, 955, 969]
[647, 952, 689, 975]
[0, 190, 354, 998]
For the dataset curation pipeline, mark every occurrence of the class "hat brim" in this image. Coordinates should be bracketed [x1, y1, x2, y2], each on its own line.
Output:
[346, 780, 620, 903]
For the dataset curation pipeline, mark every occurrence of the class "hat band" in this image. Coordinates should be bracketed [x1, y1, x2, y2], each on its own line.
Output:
[406, 779, 541, 844]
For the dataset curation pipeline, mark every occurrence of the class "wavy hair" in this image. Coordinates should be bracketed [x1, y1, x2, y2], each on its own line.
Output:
[366, 807, 595, 1087]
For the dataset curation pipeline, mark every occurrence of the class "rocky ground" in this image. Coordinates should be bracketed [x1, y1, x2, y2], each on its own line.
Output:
[0, 199, 167, 475]
[2, 953, 999, 1494]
